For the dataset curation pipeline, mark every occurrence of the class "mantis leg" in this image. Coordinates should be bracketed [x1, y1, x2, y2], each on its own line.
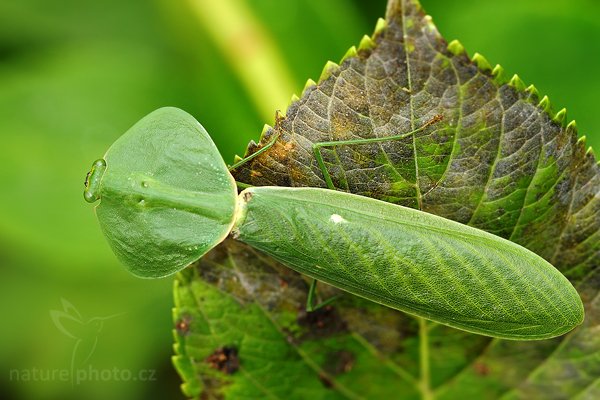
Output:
[306, 279, 341, 312]
[229, 132, 281, 190]
[312, 114, 443, 190]
[228, 132, 281, 172]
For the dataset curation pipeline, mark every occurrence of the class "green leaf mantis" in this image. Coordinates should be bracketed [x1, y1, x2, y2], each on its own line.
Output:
[84, 107, 583, 340]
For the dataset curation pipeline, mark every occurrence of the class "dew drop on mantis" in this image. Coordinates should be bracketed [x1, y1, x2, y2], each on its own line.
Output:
[84, 107, 583, 340]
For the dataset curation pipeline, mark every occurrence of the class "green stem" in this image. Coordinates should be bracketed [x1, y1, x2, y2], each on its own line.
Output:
[419, 317, 433, 400]
[186, 0, 296, 123]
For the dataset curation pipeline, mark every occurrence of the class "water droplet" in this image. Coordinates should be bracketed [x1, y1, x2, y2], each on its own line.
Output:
[141, 181, 149, 188]
[138, 199, 146, 206]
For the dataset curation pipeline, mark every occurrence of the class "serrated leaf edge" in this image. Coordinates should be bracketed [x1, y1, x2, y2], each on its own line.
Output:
[282, 17, 388, 115]
[446, 40, 589, 149]
[248, 8, 596, 167]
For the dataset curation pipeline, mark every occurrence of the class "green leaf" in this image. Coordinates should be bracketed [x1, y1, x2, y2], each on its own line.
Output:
[174, 0, 599, 398]
[87, 107, 238, 278]
[174, 239, 424, 400]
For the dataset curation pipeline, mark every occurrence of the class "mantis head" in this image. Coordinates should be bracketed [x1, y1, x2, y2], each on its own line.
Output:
[84, 107, 238, 278]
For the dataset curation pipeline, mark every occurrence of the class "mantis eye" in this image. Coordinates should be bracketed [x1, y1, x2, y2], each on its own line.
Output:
[84, 158, 107, 203]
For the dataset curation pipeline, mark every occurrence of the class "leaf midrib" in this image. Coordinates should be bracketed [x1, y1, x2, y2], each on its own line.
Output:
[400, 2, 422, 210]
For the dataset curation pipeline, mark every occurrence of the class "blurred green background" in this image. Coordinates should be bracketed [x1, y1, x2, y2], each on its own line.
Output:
[1, 0, 598, 398]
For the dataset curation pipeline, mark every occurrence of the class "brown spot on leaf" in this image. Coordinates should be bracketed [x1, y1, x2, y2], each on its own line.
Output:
[279, 278, 289, 289]
[200, 388, 224, 400]
[267, 140, 295, 163]
[318, 372, 334, 388]
[175, 315, 192, 335]
[297, 305, 347, 338]
[426, 113, 444, 127]
[205, 347, 240, 375]
[473, 361, 490, 376]
[325, 350, 355, 375]
[275, 110, 286, 125]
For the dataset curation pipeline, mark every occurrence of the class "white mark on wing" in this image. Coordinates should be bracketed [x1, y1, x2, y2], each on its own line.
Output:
[329, 214, 347, 224]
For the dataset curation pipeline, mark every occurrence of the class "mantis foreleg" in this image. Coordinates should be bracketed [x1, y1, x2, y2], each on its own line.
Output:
[312, 114, 443, 190]
[228, 132, 281, 172]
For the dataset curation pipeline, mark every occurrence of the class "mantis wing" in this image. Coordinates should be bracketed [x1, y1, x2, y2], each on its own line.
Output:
[85, 107, 237, 278]
[233, 186, 583, 340]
